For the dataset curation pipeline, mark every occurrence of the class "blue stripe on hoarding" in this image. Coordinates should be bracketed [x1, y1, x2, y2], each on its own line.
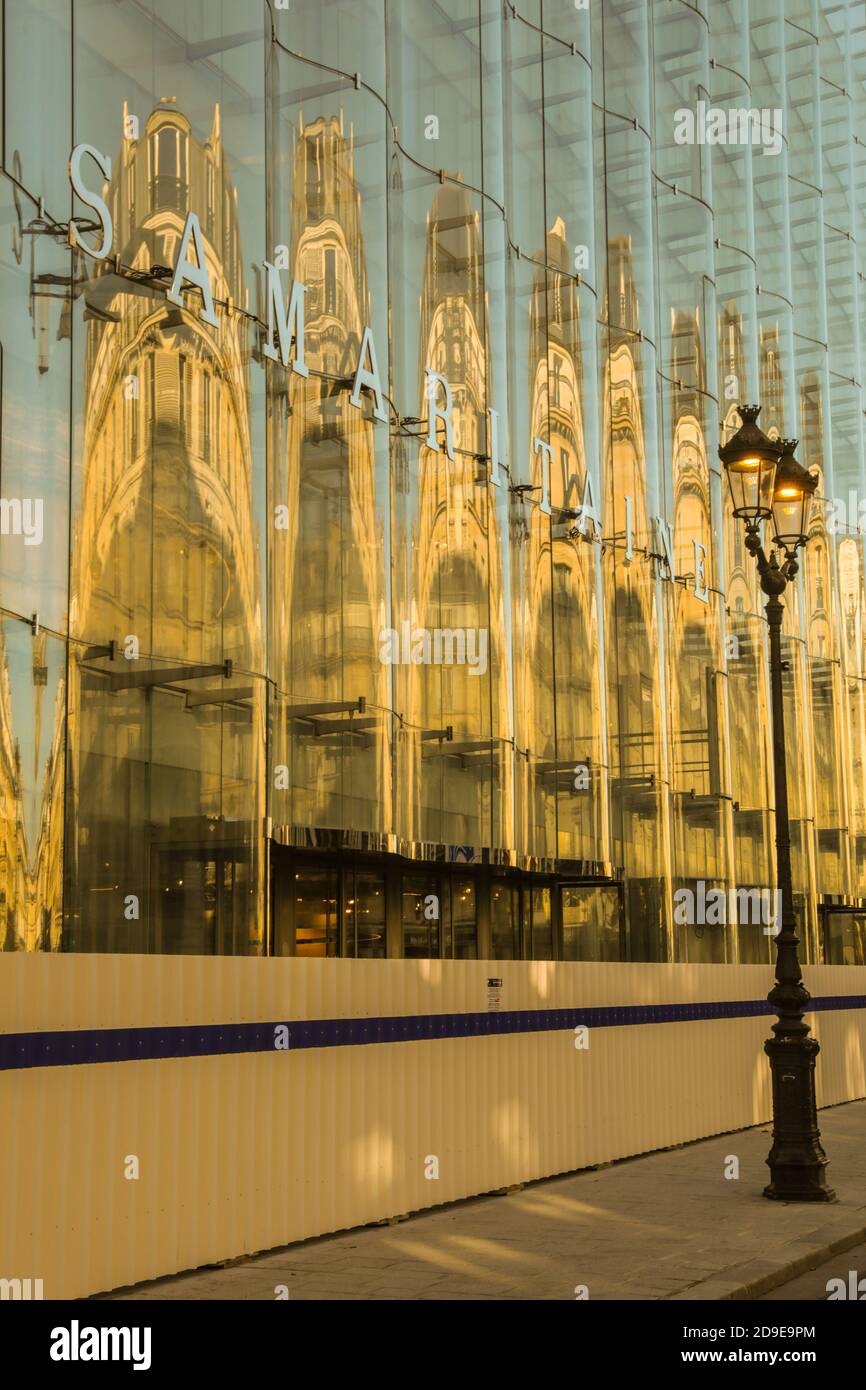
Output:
[1, 994, 864, 1072]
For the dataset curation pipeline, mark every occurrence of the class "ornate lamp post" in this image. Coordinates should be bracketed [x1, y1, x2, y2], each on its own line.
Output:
[719, 407, 833, 1202]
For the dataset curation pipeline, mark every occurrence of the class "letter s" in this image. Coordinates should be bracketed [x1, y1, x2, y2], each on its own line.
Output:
[68, 144, 113, 259]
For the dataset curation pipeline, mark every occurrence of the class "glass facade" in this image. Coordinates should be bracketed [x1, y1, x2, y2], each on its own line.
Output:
[0, 0, 864, 965]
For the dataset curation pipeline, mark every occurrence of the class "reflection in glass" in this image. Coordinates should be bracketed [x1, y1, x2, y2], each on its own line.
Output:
[295, 870, 339, 958]
[490, 881, 520, 960]
[0, 1, 863, 965]
[402, 873, 440, 959]
[0, 623, 65, 951]
[64, 99, 264, 954]
[823, 911, 866, 967]
[451, 878, 477, 960]
[530, 887, 553, 961]
[271, 98, 391, 840]
[345, 871, 386, 958]
[561, 885, 621, 962]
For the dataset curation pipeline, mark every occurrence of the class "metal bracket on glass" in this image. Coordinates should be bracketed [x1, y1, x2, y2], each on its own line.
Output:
[674, 789, 728, 825]
[159, 306, 187, 330]
[472, 453, 491, 484]
[185, 686, 254, 709]
[109, 659, 233, 692]
[397, 415, 426, 440]
[322, 374, 355, 397]
[424, 738, 502, 769]
[310, 717, 377, 738]
[81, 640, 117, 661]
[611, 772, 658, 816]
[420, 726, 453, 742]
[552, 506, 581, 540]
[285, 698, 366, 719]
[445, 739, 499, 756]
[288, 697, 370, 744]
[536, 758, 593, 784]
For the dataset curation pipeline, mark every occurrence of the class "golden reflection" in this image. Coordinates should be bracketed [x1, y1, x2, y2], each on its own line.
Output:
[602, 235, 668, 958]
[2, 12, 863, 961]
[407, 176, 507, 846]
[668, 309, 734, 962]
[719, 305, 775, 950]
[839, 537, 866, 889]
[0, 631, 21, 949]
[801, 375, 850, 907]
[66, 101, 264, 952]
[757, 327, 818, 927]
[0, 624, 65, 950]
[272, 114, 391, 836]
[508, 233, 556, 858]
[542, 215, 608, 861]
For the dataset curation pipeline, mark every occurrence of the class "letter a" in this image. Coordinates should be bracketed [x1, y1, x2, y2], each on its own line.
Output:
[168, 212, 220, 328]
[350, 326, 388, 422]
[673, 109, 694, 146]
[50, 1328, 71, 1362]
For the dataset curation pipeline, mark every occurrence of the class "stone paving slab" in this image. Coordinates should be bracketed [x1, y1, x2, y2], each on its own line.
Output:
[102, 1100, 866, 1302]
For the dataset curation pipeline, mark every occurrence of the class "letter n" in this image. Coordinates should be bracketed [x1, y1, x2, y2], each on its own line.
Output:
[653, 515, 675, 580]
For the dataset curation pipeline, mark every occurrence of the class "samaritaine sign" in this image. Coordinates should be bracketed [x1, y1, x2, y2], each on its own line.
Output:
[68, 142, 709, 600]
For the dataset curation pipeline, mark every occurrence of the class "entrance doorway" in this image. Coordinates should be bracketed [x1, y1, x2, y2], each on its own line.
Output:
[559, 882, 624, 961]
[821, 907, 866, 965]
[151, 835, 254, 955]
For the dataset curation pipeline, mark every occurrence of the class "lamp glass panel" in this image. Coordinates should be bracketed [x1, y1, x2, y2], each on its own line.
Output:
[773, 486, 807, 545]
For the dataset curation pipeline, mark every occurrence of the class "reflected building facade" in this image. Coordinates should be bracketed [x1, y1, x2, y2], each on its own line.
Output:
[1, 0, 865, 966]
[65, 99, 265, 954]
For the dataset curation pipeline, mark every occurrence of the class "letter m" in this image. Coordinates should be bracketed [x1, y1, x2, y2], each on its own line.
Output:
[262, 262, 308, 377]
[436, 629, 465, 665]
[746, 108, 765, 144]
[102, 1328, 129, 1360]
[728, 108, 752, 144]
[734, 887, 762, 925]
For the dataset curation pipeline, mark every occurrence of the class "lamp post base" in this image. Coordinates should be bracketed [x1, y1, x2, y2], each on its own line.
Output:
[763, 1184, 836, 1202]
[763, 1035, 836, 1202]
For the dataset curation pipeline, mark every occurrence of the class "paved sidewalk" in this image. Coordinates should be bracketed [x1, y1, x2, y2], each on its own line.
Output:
[104, 1101, 866, 1301]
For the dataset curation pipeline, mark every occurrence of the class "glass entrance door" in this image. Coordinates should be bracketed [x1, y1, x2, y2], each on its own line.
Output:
[560, 883, 623, 961]
[153, 842, 252, 954]
[822, 909, 866, 965]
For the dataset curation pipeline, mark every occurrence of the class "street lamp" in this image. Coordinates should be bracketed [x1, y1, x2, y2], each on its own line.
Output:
[720, 406, 833, 1202]
[771, 438, 819, 555]
[721, 403, 780, 522]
